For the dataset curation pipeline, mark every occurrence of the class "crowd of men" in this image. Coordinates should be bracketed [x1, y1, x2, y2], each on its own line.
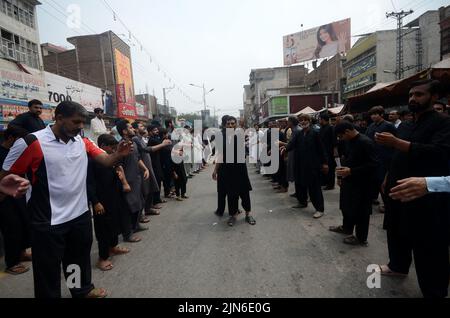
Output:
[0, 101, 207, 298]
[0, 79, 449, 298]
[250, 79, 450, 298]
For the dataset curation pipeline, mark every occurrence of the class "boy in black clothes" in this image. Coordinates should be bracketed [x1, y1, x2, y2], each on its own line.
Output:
[87, 134, 132, 271]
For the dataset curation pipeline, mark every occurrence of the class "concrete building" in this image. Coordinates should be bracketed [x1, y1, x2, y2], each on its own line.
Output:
[0, 0, 42, 70]
[439, 6, 450, 60]
[405, 10, 441, 69]
[305, 54, 345, 101]
[41, 31, 137, 119]
[246, 65, 308, 125]
[343, 10, 441, 101]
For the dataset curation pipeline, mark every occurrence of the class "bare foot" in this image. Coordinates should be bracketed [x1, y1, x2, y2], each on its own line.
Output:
[96, 260, 113, 271]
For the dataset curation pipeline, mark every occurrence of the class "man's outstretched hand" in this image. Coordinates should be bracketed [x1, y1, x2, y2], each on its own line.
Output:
[117, 140, 134, 157]
[0, 174, 30, 198]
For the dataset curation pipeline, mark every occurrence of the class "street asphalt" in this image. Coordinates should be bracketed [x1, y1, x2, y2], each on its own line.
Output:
[0, 165, 424, 298]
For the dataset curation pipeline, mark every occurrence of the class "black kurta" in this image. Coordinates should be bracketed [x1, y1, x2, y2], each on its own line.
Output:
[286, 128, 328, 187]
[384, 111, 450, 243]
[219, 134, 252, 196]
[339, 134, 379, 215]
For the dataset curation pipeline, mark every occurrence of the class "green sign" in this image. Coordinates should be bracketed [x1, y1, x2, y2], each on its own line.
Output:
[270, 96, 289, 115]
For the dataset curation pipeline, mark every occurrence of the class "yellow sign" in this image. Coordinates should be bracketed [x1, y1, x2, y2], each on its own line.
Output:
[114, 49, 135, 105]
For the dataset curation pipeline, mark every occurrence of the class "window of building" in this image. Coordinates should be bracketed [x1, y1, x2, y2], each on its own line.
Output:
[1, 0, 36, 29]
[1, 28, 40, 69]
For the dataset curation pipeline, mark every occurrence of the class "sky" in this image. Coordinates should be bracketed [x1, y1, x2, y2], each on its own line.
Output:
[36, 0, 448, 117]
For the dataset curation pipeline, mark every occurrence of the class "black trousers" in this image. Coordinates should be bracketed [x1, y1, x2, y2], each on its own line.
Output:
[228, 191, 251, 216]
[0, 199, 30, 268]
[117, 201, 133, 240]
[322, 159, 336, 188]
[174, 178, 186, 197]
[130, 211, 141, 233]
[153, 178, 162, 204]
[276, 158, 289, 189]
[144, 191, 154, 214]
[342, 209, 371, 242]
[162, 169, 173, 196]
[295, 178, 324, 212]
[387, 229, 449, 298]
[217, 189, 227, 215]
[31, 212, 94, 299]
[93, 213, 119, 261]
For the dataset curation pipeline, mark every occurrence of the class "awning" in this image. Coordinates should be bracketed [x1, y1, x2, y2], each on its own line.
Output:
[295, 107, 317, 115]
[346, 66, 450, 113]
[433, 58, 450, 68]
[327, 105, 346, 115]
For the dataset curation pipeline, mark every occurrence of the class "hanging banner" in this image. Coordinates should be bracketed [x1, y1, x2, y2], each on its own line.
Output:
[114, 49, 137, 119]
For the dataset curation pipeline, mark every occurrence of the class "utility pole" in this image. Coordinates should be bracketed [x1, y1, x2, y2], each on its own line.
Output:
[386, 10, 414, 80]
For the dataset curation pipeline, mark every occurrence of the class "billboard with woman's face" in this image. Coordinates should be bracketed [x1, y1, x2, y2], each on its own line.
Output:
[283, 18, 351, 65]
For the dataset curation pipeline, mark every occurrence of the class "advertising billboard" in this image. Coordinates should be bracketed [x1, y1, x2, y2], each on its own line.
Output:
[45, 72, 112, 113]
[0, 104, 54, 124]
[270, 96, 289, 116]
[0, 59, 47, 104]
[283, 18, 351, 65]
[114, 49, 137, 118]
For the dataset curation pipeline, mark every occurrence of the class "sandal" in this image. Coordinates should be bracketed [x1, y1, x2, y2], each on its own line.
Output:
[245, 215, 256, 226]
[109, 246, 130, 256]
[5, 264, 30, 275]
[140, 216, 151, 224]
[124, 235, 142, 243]
[20, 251, 32, 262]
[227, 216, 236, 227]
[96, 261, 114, 272]
[147, 210, 160, 216]
[86, 288, 108, 299]
[376, 265, 408, 277]
[329, 225, 351, 235]
[343, 236, 368, 247]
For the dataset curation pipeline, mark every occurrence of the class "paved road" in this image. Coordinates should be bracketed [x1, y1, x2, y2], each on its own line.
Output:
[0, 165, 423, 298]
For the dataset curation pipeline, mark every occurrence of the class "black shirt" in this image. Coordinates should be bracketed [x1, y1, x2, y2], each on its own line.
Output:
[9, 112, 46, 133]
[341, 134, 378, 184]
[385, 111, 450, 242]
[366, 120, 397, 167]
[319, 124, 336, 156]
[0, 145, 8, 167]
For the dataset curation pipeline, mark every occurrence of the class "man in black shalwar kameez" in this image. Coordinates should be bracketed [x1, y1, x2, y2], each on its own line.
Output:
[375, 80, 450, 298]
[331, 121, 379, 246]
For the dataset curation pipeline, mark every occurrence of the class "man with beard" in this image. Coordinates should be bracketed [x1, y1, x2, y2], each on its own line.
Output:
[375, 80, 450, 298]
[147, 125, 166, 206]
[116, 120, 150, 235]
[9, 100, 46, 133]
[366, 106, 397, 211]
[132, 122, 170, 216]
[283, 114, 328, 219]
[319, 113, 337, 191]
[213, 116, 255, 227]
[0, 101, 133, 298]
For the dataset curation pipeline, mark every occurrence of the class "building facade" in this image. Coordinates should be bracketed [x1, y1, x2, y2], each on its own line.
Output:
[343, 10, 441, 101]
[41, 31, 144, 120]
[0, 0, 41, 70]
[246, 65, 308, 125]
[440, 6, 450, 60]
